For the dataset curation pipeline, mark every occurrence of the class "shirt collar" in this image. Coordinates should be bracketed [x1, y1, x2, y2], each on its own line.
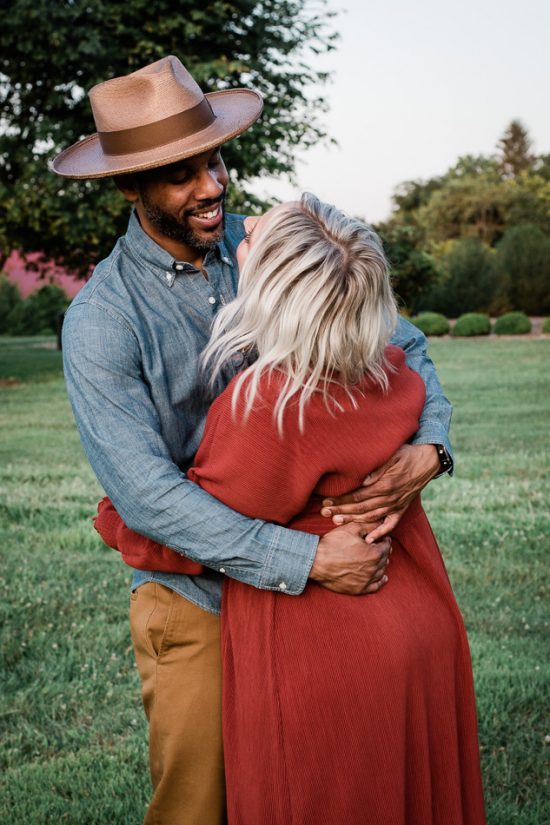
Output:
[123, 210, 223, 284]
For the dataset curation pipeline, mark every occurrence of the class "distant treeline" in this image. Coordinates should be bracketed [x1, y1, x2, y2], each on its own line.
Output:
[376, 121, 550, 317]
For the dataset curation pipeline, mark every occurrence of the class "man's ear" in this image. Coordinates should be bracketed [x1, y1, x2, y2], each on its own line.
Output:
[114, 174, 139, 203]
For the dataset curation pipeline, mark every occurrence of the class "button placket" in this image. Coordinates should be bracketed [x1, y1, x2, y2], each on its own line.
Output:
[219, 252, 237, 308]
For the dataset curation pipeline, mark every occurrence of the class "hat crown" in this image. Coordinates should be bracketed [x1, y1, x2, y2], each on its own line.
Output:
[89, 56, 204, 133]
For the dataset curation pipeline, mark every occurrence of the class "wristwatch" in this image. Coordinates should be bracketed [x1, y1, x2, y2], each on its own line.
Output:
[434, 444, 453, 475]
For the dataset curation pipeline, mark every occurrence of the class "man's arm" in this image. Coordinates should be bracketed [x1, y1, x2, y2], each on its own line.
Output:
[320, 316, 453, 533]
[64, 301, 387, 595]
[393, 316, 453, 462]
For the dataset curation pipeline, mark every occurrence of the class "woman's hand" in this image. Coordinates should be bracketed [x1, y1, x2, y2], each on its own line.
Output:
[319, 444, 440, 540]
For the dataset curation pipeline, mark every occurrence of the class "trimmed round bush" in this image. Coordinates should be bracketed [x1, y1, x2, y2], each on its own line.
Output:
[494, 311, 531, 335]
[452, 313, 491, 337]
[411, 312, 450, 336]
[542, 317, 550, 334]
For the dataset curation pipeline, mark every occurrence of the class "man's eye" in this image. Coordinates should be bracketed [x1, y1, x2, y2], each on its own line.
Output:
[243, 231, 252, 244]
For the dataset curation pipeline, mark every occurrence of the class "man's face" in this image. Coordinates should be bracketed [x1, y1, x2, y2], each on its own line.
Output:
[131, 148, 230, 255]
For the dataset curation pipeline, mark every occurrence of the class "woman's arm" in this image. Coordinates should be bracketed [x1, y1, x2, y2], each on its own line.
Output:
[94, 496, 203, 574]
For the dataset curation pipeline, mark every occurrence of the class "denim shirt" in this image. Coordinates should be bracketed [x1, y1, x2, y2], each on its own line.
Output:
[63, 211, 453, 615]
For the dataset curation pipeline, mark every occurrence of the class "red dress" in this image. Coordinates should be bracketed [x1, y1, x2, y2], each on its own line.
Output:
[188, 346, 486, 825]
[96, 346, 486, 824]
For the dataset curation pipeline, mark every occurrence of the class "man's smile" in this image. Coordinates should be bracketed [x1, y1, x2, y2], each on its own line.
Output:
[188, 201, 224, 230]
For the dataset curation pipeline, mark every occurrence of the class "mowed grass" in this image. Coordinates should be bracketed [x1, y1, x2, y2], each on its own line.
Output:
[1, 336, 549, 824]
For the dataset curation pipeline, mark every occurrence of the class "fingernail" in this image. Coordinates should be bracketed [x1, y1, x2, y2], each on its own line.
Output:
[382, 575, 388, 583]
[321, 508, 332, 517]
[333, 515, 344, 525]
[322, 499, 334, 506]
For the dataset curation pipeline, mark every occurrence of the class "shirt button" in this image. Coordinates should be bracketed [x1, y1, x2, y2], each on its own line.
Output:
[222, 256, 231, 265]
[278, 582, 287, 591]
[208, 296, 216, 304]
[220, 567, 226, 574]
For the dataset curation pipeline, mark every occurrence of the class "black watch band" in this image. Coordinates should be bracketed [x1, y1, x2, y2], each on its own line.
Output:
[435, 443, 453, 474]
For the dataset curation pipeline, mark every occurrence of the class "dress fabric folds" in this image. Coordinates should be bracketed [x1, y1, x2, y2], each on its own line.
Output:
[187, 347, 486, 825]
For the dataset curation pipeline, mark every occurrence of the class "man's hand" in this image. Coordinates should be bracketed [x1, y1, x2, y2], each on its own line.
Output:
[320, 444, 440, 540]
[309, 522, 391, 595]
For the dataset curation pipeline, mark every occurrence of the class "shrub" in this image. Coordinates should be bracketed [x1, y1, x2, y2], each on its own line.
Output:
[452, 313, 491, 337]
[542, 317, 550, 333]
[5, 284, 69, 336]
[411, 312, 450, 336]
[494, 312, 532, 335]
[0, 274, 22, 334]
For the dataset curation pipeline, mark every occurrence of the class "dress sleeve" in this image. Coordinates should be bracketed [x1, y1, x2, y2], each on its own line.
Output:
[188, 374, 320, 526]
[94, 496, 203, 575]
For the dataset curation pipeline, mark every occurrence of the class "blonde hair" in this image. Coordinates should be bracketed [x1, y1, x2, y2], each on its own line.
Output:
[202, 192, 398, 432]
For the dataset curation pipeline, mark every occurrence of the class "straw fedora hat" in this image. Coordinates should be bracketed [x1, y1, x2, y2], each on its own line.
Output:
[52, 55, 263, 179]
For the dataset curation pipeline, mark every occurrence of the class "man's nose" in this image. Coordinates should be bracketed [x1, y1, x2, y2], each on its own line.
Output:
[195, 167, 225, 201]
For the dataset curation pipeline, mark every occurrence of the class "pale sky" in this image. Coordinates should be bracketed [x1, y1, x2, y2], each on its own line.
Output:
[250, 0, 550, 223]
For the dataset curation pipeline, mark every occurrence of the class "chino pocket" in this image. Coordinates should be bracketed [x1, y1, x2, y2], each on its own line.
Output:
[131, 582, 176, 660]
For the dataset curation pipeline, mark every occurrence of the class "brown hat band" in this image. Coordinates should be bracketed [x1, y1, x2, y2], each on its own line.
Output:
[98, 98, 216, 156]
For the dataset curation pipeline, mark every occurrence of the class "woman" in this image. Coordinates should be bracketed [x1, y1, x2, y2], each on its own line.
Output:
[96, 194, 486, 824]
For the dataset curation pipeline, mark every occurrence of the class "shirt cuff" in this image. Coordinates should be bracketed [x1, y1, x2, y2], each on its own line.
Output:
[258, 524, 319, 595]
[411, 421, 454, 476]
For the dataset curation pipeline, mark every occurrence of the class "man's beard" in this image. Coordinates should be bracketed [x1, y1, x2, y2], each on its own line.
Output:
[140, 191, 226, 252]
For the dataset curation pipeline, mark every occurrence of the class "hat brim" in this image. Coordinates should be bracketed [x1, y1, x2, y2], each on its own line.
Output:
[51, 89, 263, 179]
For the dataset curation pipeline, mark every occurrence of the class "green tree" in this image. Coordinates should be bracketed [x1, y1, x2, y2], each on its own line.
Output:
[495, 224, 550, 315]
[497, 119, 534, 178]
[418, 177, 513, 246]
[0, 0, 337, 276]
[418, 238, 499, 317]
[376, 223, 439, 312]
[506, 172, 550, 236]
[381, 126, 549, 310]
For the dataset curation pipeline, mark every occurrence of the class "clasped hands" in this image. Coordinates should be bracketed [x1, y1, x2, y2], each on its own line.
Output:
[309, 444, 440, 595]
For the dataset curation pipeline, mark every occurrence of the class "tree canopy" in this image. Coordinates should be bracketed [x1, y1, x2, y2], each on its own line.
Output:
[0, 0, 337, 276]
[377, 121, 550, 316]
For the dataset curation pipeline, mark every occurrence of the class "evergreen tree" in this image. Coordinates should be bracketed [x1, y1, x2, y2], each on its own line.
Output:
[497, 119, 534, 178]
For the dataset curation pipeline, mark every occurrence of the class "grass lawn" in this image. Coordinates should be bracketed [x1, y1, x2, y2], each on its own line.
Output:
[1, 336, 549, 824]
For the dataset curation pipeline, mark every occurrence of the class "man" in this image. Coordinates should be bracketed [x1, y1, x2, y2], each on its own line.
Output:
[55, 56, 453, 825]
